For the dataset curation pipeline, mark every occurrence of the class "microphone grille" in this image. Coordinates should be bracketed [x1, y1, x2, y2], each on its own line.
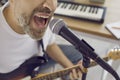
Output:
[49, 18, 66, 34]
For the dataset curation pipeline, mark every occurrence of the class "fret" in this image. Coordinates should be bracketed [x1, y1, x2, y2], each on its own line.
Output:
[50, 73, 58, 79]
[45, 75, 51, 80]
[56, 71, 63, 77]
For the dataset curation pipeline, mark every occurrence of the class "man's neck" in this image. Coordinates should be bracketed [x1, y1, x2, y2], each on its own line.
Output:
[3, 6, 25, 34]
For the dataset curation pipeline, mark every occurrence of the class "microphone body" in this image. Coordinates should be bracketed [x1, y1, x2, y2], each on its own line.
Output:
[49, 19, 120, 80]
[49, 19, 98, 59]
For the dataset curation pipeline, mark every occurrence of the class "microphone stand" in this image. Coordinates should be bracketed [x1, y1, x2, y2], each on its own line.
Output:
[58, 26, 120, 80]
[75, 39, 120, 80]
[82, 56, 90, 80]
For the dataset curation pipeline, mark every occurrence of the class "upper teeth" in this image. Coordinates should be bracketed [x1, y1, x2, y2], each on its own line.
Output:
[35, 13, 49, 19]
[38, 15, 49, 18]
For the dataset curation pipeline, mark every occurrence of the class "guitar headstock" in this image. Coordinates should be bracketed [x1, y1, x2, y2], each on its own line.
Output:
[108, 48, 120, 60]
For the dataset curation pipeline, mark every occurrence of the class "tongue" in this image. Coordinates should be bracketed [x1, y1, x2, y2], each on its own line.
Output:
[34, 16, 46, 28]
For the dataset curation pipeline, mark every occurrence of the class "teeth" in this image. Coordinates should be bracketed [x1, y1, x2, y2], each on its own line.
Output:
[37, 15, 49, 18]
[34, 13, 49, 26]
[35, 13, 49, 19]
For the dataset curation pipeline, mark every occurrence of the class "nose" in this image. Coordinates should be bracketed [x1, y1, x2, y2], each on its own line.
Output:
[43, 0, 57, 11]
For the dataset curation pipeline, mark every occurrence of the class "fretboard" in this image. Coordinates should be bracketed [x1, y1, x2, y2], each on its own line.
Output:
[31, 65, 81, 80]
[31, 56, 109, 80]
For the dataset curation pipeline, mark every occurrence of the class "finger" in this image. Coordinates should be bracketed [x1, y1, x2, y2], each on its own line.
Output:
[69, 69, 78, 80]
[77, 61, 85, 73]
[70, 72, 74, 80]
[69, 68, 83, 80]
[77, 70, 82, 78]
[77, 60, 82, 64]
[78, 61, 83, 68]
[72, 69, 78, 79]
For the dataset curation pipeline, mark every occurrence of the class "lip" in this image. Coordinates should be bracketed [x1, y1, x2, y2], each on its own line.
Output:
[32, 12, 51, 30]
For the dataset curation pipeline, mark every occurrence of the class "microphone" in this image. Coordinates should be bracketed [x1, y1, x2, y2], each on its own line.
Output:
[49, 18, 120, 80]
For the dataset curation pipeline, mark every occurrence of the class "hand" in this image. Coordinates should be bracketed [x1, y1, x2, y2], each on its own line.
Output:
[69, 61, 83, 80]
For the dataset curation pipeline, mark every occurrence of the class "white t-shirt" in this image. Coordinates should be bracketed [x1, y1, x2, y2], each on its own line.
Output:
[0, 2, 55, 73]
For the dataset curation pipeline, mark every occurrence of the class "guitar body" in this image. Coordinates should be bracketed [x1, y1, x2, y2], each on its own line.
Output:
[0, 56, 46, 80]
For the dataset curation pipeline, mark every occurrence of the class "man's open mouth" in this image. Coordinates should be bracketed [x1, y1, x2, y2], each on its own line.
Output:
[33, 13, 50, 29]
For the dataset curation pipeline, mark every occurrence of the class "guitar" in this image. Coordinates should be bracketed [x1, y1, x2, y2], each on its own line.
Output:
[31, 48, 120, 80]
[0, 56, 47, 80]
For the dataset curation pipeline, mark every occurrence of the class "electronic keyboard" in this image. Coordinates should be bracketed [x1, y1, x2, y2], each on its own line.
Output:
[54, 1, 106, 23]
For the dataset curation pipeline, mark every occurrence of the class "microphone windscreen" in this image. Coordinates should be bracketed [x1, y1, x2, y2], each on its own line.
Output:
[49, 18, 66, 34]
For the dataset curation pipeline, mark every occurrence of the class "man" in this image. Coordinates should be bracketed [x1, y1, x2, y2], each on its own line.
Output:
[0, 0, 83, 80]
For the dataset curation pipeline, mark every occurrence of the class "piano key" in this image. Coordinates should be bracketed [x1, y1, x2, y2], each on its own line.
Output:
[85, 6, 91, 13]
[75, 5, 79, 10]
[54, 1, 106, 23]
[57, 2, 63, 8]
[66, 4, 72, 10]
[95, 8, 99, 14]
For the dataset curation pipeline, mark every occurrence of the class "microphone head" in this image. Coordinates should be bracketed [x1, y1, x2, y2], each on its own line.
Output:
[49, 18, 66, 34]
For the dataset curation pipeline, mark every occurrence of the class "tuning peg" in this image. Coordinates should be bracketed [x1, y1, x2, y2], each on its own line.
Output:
[108, 45, 120, 60]
[112, 45, 120, 52]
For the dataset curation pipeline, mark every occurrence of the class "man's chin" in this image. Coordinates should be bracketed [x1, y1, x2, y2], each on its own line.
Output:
[29, 33, 44, 40]
[30, 35, 43, 40]
[24, 28, 45, 40]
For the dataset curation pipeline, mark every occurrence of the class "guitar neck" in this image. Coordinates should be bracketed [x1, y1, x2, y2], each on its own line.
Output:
[31, 65, 80, 80]
[31, 56, 110, 80]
